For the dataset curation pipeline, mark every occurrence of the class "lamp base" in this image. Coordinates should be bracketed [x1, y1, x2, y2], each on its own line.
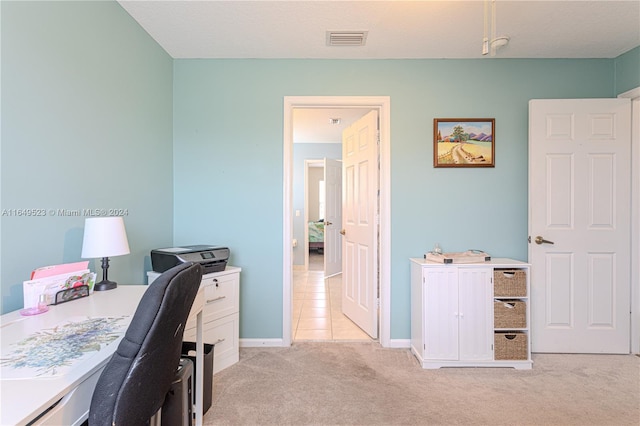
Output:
[94, 279, 118, 291]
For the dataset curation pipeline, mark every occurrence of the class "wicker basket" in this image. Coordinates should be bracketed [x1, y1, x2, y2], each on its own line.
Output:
[494, 269, 527, 297]
[494, 332, 528, 360]
[494, 300, 527, 328]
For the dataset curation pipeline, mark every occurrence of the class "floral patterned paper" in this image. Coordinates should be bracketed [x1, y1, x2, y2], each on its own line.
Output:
[1, 316, 129, 378]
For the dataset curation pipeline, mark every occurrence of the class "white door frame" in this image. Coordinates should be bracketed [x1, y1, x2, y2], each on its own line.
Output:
[619, 87, 640, 354]
[283, 96, 391, 347]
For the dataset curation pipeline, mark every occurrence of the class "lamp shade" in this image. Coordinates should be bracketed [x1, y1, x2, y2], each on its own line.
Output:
[81, 217, 130, 258]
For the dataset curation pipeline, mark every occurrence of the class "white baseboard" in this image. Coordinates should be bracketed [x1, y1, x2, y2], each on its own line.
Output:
[240, 338, 285, 347]
[388, 339, 411, 349]
[239, 338, 411, 348]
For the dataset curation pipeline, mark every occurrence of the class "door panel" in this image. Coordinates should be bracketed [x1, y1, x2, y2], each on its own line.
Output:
[324, 158, 342, 276]
[423, 268, 459, 360]
[342, 110, 379, 338]
[529, 99, 631, 353]
[458, 268, 493, 361]
[546, 253, 573, 327]
[546, 154, 573, 227]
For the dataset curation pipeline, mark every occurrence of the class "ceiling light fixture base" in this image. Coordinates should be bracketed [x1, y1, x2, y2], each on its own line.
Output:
[490, 36, 510, 50]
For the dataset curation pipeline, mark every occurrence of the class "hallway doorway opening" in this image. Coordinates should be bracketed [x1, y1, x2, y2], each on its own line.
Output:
[283, 96, 391, 347]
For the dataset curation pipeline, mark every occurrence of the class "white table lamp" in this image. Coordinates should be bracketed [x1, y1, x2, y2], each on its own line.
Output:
[81, 217, 130, 291]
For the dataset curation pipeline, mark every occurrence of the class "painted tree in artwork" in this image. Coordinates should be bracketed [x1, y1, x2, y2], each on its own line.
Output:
[437, 129, 442, 141]
[452, 125, 465, 142]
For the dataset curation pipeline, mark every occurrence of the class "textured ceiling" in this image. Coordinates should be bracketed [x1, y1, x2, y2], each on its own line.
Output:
[118, 0, 640, 60]
[117, 1, 640, 143]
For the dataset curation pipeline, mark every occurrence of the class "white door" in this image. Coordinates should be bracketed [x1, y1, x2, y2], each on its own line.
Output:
[529, 99, 631, 353]
[423, 268, 459, 360]
[458, 268, 493, 360]
[323, 158, 342, 277]
[342, 110, 379, 338]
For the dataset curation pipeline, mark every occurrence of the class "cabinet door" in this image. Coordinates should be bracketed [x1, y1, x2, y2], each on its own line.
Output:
[423, 268, 459, 360]
[458, 268, 493, 361]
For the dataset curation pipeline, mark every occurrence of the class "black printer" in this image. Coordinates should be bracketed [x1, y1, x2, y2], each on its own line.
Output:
[151, 245, 230, 274]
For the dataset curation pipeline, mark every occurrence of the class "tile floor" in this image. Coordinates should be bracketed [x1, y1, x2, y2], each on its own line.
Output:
[292, 253, 371, 341]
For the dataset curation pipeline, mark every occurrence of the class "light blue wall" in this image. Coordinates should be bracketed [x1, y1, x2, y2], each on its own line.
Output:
[292, 143, 342, 266]
[3, 0, 637, 338]
[615, 46, 640, 94]
[1, 1, 174, 313]
[173, 58, 616, 339]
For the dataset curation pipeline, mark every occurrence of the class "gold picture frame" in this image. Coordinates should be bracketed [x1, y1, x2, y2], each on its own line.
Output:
[434, 118, 495, 168]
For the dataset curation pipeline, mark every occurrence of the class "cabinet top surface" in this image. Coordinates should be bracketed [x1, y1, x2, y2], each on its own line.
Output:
[203, 265, 241, 276]
[147, 265, 241, 277]
[410, 257, 530, 267]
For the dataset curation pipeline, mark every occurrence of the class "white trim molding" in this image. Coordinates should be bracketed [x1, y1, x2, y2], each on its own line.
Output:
[240, 338, 285, 348]
[388, 339, 411, 349]
[619, 87, 640, 354]
[283, 96, 392, 348]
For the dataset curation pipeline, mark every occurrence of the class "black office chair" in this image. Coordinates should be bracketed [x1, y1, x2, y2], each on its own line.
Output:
[88, 262, 203, 426]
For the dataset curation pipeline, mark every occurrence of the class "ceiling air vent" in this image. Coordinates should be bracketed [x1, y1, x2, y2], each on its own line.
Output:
[326, 31, 368, 46]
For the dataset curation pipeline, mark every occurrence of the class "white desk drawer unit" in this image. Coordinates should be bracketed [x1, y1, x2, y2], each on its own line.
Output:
[148, 266, 241, 374]
[33, 366, 103, 426]
[184, 312, 238, 374]
[201, 273, 238, 322]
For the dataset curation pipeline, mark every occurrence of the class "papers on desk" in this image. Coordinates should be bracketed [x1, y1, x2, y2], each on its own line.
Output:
[0, 315, 130, 379]
[23, 262, 95, 309]
[30, 261, 89, 280]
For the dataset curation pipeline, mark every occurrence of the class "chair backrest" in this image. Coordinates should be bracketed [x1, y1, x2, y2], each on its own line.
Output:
[89, 262, 203, 426]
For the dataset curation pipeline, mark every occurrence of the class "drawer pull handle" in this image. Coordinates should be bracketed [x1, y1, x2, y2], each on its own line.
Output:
[214, 338, 226, 345]
[206, 295, 227, 303]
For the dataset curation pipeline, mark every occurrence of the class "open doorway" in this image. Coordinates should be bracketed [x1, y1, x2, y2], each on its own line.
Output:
[283, 96, 391, 347]
[304, 159, 326, 271]
[302, 156, 344, 276]
[294, 148, 368, 341]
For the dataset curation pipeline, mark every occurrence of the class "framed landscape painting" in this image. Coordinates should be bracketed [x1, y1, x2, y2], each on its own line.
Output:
[433, 118, 495, 168]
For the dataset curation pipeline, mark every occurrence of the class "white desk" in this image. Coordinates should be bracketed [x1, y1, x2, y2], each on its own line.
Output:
[0, 285, 205, 426]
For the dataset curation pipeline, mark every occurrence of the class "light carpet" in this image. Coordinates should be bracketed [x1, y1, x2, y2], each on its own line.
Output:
[204, 342, 639, 425]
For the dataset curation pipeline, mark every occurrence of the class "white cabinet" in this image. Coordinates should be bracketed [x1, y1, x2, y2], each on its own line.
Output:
[411, 258, 532, 369]
[148, 266, 241, 373]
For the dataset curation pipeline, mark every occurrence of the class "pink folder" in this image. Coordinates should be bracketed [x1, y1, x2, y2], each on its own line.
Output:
[31, 261, 90, 280]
